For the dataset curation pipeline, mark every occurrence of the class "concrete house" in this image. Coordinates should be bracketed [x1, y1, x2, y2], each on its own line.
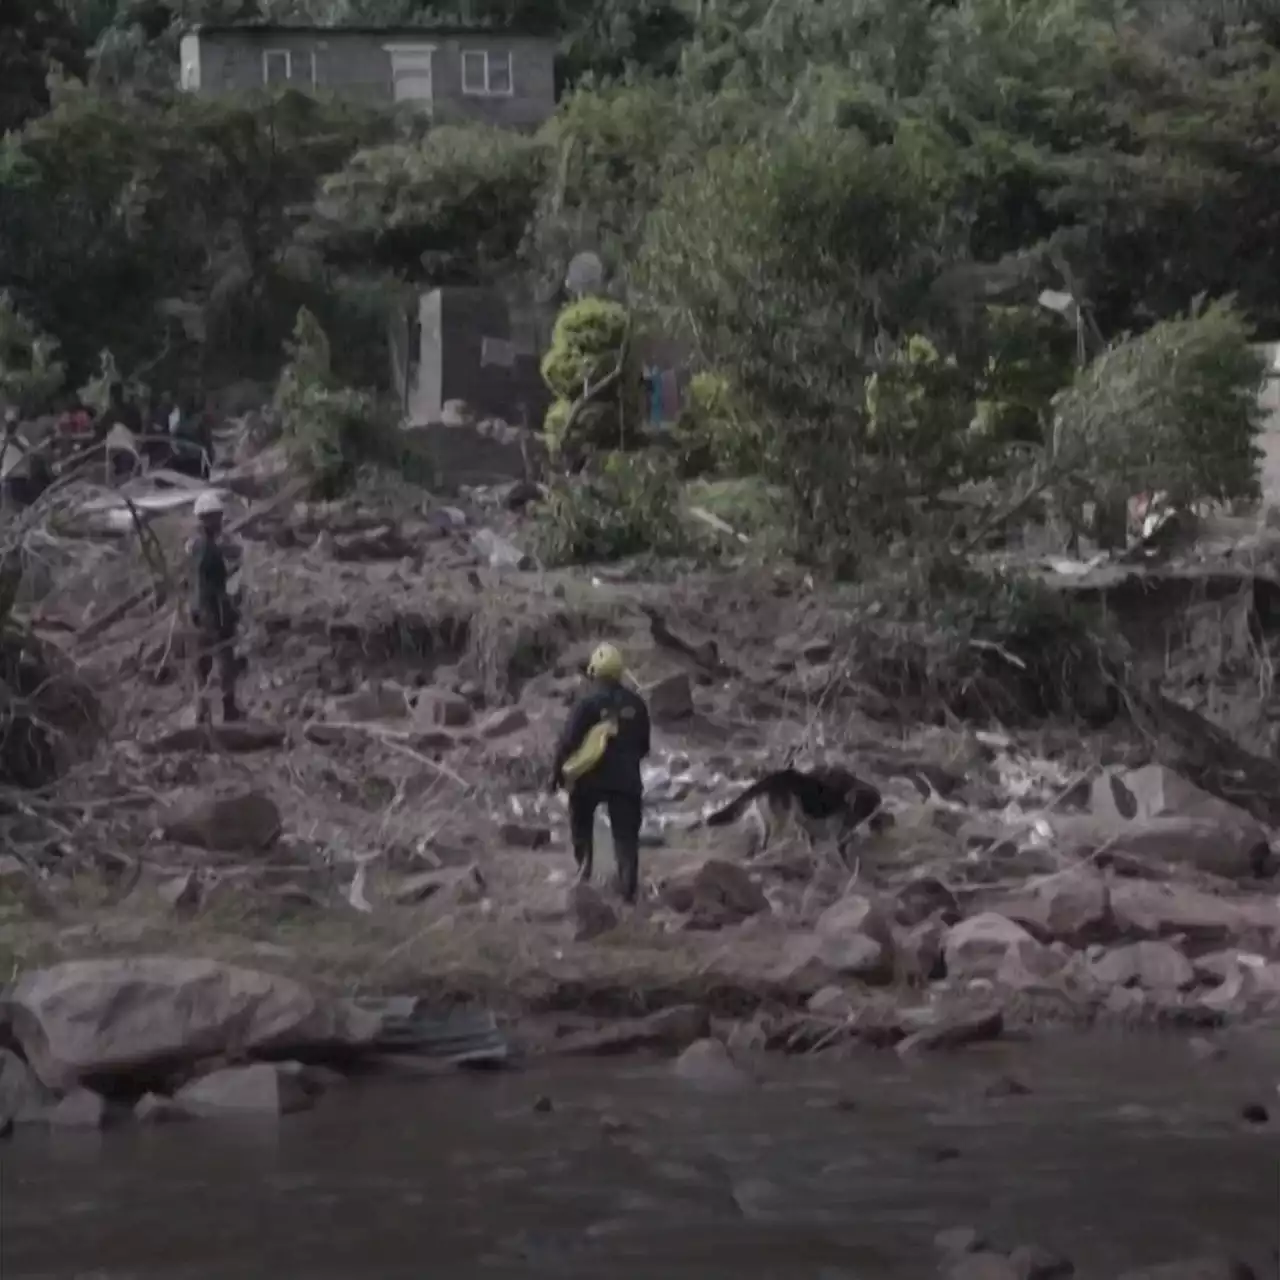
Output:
[178, 23, 557, 128]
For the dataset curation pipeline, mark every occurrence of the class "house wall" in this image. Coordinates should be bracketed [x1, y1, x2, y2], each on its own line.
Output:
[185, 29, 556, 128]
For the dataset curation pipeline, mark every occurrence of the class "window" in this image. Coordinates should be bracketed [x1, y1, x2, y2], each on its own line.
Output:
[461, 49, 513, 96]
[262, 49, 291, 86]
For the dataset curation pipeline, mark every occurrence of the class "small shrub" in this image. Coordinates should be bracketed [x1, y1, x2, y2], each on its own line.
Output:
[274, 307, 387, 498]
[1051, 299, 1265, 515]
[540, 296, 642, 462]
[532, 449, 689, 565]
[0, 293, 64, 413]
[669, 370, 763, 477]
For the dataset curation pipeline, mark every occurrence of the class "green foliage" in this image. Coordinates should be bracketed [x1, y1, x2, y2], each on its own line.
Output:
[540, 296, 640, 460]
[309, 126, 547, 282]
[1052, 301, 1266, 512]
[0, 294, 64, 414]
[0, 0, 87, 135]
[532, 450, 688, 566]
[669, 371, 762, 478]
[273, 308, 382, 498]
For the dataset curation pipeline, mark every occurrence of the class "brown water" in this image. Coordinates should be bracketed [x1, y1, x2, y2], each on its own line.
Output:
[4, 1031, 1278, 1279]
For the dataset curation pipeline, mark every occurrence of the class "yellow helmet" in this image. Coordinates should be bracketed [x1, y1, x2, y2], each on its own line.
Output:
[586, 642, 625, 681]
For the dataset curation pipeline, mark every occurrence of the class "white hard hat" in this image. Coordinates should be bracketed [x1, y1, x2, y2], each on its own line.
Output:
[194, 490, 224, 517]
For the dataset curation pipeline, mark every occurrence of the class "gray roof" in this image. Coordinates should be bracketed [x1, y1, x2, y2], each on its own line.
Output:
[190, 22, 548, 38]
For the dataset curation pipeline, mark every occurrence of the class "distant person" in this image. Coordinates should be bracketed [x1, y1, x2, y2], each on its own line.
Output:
[188, 490, 242, 724]
[549, 642, 651, 903]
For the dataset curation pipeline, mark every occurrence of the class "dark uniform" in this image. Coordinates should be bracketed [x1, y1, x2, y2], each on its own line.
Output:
[551, 678, 651, 902]
[189, 531, 240, 722]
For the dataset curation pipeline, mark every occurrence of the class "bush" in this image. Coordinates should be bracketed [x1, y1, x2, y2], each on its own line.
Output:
[1051, 300, 1265, 516]
[669, 371, 763, 477]
[540, 296, 642, 463]
[531, 449, 689, 565]
[273, 307, 386, 498]
[0, 293, 64, 413]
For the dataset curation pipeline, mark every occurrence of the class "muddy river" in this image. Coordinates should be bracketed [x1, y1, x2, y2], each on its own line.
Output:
[4, 1032, 1277, 1278]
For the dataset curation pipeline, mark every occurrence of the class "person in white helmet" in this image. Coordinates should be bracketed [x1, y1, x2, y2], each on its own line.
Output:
[189, 490, 241, 723]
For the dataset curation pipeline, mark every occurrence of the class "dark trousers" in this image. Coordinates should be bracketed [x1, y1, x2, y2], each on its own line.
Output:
[193, 625, 240, 722]
[568, 785, 642, 903]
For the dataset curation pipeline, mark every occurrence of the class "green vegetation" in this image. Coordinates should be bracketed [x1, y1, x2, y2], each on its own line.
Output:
[2, 0, 1276, 527]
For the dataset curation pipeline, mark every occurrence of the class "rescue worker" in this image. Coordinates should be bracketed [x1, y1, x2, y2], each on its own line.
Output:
[188, 490, 242, 724]
[549, 642, 650, 903]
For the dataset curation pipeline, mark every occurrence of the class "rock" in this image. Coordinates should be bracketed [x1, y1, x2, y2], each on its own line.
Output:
[500, 821, 551, 850]
[943, 1254, 1021, 1280]
[4, 957, 379, 1091]
[984, 1074, 1031, 1098]
[160, 790, 281, 852]
[477, 707, 528, 739]
[807, 985, 855, 1018]
[0, 1048, 52, 1125]
[1114, 1259, 1256, 1280]
[471, 527, 533, 570]
[1048, 813, 1271, 880]
[421, 693, 473, 728]
[141, 723, 286, 754]
[134, 1092, 191, 1124]
[896, 1007, 1004, 1055]
[46, 1088, 107, 1128]
[391, 864, 485, 906]
[660, 859, 768, 928]
[553, 1005, 710, 1056]
[1006, 1244, 1074, 1278]
[175, 1063, 311, 1117]
[1090, 941, 1195, 992]
[156, 870, 201, 913]
[800, 637, 834, 662]
[944, 913, 1055, 982]
[892, 875, 960, 926]
[776, 931, 892, 986]
[1093, 764, 1254, 828]
[984, 868, 1112, 945]
[671, 1038, 751, 1089]
[817, 893, 894, 949]
[1109, 881, 1278, 945]
[647, 673, 694, 722]
[568, 882, 620, 940]
[331, 682, 410, 721]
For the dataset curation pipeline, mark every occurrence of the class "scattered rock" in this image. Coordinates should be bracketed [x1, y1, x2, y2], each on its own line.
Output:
[45, 1088, 107, 1128]
[5, 957, 379, 1091]
[1093, 764, 1254, 829]
[647, 673, 694, 722]
[159, 790, 282, 852]
[141, 723, 286, 754]
[553, 1005, 710, 1056]
[1109, 881, 1278, 945]
[774, 930, 892, 988]
[134, 1092, 191, 1124]
[471, 527, 533, 570]
[660, 859, 768, 928]
[1239, 1102, 1269, 1124]
[567, 882, 620, 940]
[421, 693, 473, 728]
[944, 913, 1055, 982]
[500, 822, 551, 850]
[156, 870, 201, 913]
[478, 707, 529, 739]
[943, 1254, 1021, 1280]
[331, 682, 410, 721]
[896, 919, 947, 983]
[897, 1007, 1004, 1055]
[807, 985, 855, 1018]
[175, 1063, 312, 1117]
[0, 1049, 52, 1126]
[1089, 941, 1196, 992]
[1188, 1036, 1225, 1062]
[984, 1074, 1031, 1098]
[391, 864, 485, 906]
[671, 1038, 751, 1088]
[1006, 1243, 1074, 1278]
[1049, 813, 1271, 881]
[985, 868, 1112, 946]
[531, 1094, 553, 1113]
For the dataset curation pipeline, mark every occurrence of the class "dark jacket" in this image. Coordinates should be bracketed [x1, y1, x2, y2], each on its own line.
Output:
[553, 678, 650, 796]
[189, 532, 236, 637]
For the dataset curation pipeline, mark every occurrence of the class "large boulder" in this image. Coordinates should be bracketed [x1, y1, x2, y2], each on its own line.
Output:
[159, 790, 282, 852]
[1109, 881, 1279, 947]
[944, 913, 1057, 982]
[659, 859, 768, 928]
[3, 957, 380, 1091]
[983, 867, 1112, 946]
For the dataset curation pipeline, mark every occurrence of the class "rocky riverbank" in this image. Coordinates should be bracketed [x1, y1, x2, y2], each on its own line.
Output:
[4, 464, 1280, 1124]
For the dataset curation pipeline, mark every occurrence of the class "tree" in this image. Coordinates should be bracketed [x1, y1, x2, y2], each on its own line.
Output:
[0, 0, 88, 135]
